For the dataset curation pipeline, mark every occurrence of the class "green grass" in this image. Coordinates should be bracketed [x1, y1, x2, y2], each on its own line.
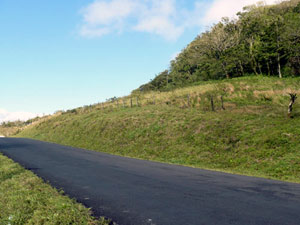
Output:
[0, 154, 110, 225]
[15, 76, 300, 183]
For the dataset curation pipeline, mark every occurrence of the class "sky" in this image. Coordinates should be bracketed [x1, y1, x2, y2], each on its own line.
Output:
[0, 0, 278, 122]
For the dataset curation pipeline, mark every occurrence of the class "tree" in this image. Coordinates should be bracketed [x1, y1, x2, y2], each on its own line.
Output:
[282, 4, 300, 75]
[137, 0, 300, 92]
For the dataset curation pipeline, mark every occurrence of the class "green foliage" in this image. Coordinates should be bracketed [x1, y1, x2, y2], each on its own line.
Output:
[138, 0, 300, 92]
[138, 70, 171, 92]
[0, 117, 42, 136]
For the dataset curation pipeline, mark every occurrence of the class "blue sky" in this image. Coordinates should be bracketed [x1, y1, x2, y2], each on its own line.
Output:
[0, 0, 277, 121]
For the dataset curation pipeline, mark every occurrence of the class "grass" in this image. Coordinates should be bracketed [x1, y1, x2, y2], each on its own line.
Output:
[0, 154, 110, 225]
[0, 127, 19, 137]
[14, 76, 300, 183]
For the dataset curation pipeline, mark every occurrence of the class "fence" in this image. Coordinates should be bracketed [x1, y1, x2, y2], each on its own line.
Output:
[67, 93, 228, 115]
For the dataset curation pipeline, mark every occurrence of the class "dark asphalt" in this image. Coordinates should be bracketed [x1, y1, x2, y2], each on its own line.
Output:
[1, 138, 300, 225]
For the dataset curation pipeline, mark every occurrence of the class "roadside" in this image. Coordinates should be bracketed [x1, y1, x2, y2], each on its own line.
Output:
[1, 138, 300, 225]
[0, 153, 111, 225]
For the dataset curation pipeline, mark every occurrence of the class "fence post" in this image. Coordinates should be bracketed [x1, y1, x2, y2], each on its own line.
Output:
[130, 98, 133, 108]
[221, 96, 225, 110]
[210, 96, 215, 112]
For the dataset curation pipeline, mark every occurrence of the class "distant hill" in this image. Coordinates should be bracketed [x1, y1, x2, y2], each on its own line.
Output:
[137, 0, 300, 92]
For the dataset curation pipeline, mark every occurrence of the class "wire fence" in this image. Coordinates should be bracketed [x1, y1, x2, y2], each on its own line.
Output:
[63, 93, 230, 116]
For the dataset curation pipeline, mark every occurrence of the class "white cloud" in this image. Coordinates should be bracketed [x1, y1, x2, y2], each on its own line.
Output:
[133, 0, 183, 41]
[79, 0, 281, 40]
[79, 25, 110, 38]
[203, 0, 279, 24]
[81, 0, 135, 26]
[0, 108, 40, 123]
[79, 0, 205, 41]
[79, 0, 137, 37]
[134, 16, 184, 41]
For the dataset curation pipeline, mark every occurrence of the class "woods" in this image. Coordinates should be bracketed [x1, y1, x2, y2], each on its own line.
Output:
[138, 0, 300, 92]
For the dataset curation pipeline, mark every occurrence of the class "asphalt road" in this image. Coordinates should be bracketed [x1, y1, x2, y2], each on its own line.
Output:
[1, 138, 300, 225]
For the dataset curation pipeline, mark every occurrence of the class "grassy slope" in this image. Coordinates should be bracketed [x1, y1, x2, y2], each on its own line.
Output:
[0, 127, 19, 137]
[16, 76, 300, 183]
[0, 154, 109, 225]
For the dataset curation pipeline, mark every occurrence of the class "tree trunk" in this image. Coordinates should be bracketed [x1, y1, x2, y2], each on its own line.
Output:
[278, 53, 282, 78]
[252, 61, 259, 75]
[266, 60, 271, 76]
[258, 63, 263, 75]
[166, 74, 169, 86]
[239, 60, 245, 76]
[249, 40, 259, 75]
[222, 62, 230, 79]
[276, 21, 282, 78]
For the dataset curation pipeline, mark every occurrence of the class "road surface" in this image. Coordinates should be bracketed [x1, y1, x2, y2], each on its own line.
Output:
[1, 138, 300, 225]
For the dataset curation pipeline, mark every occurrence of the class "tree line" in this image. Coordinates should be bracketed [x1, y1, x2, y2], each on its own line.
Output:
[137, 0, 300, 92]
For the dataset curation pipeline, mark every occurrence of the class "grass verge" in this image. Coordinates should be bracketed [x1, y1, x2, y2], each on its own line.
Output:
[0, 154, 110, 225]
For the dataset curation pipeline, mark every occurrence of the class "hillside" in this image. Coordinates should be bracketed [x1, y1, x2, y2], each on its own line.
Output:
[138, 0, 300, 92]
[6, 0, 300, 184]
[15, 76, 300, 183]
